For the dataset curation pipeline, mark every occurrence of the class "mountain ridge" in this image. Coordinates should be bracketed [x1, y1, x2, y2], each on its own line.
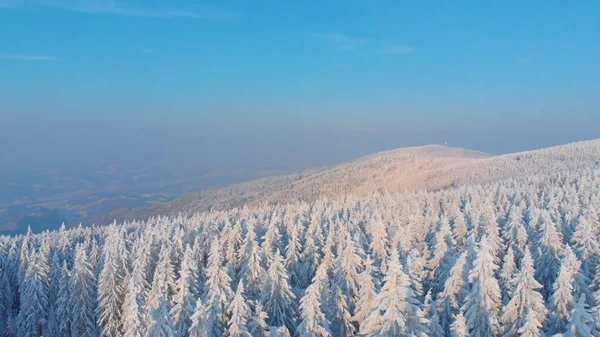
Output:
[87, 143, 492, 224]
[88, 139, 600, 225]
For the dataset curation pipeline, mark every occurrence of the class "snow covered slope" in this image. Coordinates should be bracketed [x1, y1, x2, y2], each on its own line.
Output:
[90, 144, 491, 224]
[91, 139, 600, 225]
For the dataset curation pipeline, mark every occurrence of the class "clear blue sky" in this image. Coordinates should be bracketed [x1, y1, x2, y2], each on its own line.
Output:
[1, 1, 599, 172]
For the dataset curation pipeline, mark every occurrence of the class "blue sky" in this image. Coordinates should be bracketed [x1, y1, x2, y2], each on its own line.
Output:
[1, 0, 599, 170]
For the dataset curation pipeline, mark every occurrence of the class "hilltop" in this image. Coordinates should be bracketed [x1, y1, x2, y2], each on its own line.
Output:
[89, 144, 491, 224]
[90, 139, 600, 225]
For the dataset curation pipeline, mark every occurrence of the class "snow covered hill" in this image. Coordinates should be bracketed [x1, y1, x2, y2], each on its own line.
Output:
[92, 139, 599, 225]
[89, 144, 492, 224]
[1, 138, 600, 336]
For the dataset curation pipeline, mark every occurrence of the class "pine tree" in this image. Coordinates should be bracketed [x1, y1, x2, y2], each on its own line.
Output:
[261, 216, 283, 263]
[18, 226, 34, 284]
[271, 326, 292, 337]
[329, 232, 362, 336]
[19, 249, 49, 337]
[301, 217, 324, 288]
[427, 300, 444, 337]
[359, 248, 427, 337]
[238, 223, 265, 297]
[330, 281, 355, 337]
[368, 219, 389, 271]
[97, 241, 125, 336]
[202, 238, 233, 336]
[517, 308, 543, 337]
[353, 256, 377, 327]
[297, 265, 331, 337]
[47, 251, 61, 307]
[55, 261, 71, 337]
[438, 251, 468, 332]
[122, 274, 145, 337]
[145, 293, 175, 337]
[249, 302, 270, 337]
[57, 223, 72, 261]
[226, 221, 244, 277]
[0, 269, 12, 336]
[406, 248, 428, 299]
[133, 235, 155, 290]
[148, 244, 177, 308]
[564, 246, 593, 304]
[261, 249, 297, 332]
[500, 246, 517, 304]
[561, 295, 596, 337]
[429, 214, 456, 293]
[130, 247, 152, 313]
[501, 247, 546, 336]
[227, 281, 252, 337]
[571, 216, 600, 278]
[171, 245, 199, 337]
[70, 244, 97, 337]
[285, 223, 303, 288]
[450, 311, 468, 337]
[533, 211, 563, 299]
[334, 232, 362, 303]
[451, 214, 469, 249]
[502, 208, 523, 249]
[478, 209, 504, 264]
[461, 236, 501, 337]
[546, 259, 575, 334]
[187, 298, 206, 337]
[44, 252, 62, 337]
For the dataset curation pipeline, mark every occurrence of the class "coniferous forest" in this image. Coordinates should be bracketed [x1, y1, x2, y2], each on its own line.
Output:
[2, 144, 600, 337]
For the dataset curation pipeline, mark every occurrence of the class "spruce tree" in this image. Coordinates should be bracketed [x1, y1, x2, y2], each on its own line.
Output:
[238, 223, 265, 297]
[122, 274, 145, 337]
[261, 249, 297, 332]
[461, 236, 501, 337]
[438, 251, 468, 332]
[55, 261, 71, 337]
[227, 281, 252, 337]
[353, 256, 377, 327]
[19, 250, 49, 337]
[202, 238, 233, 336]
[187, 298, 206, 337]
[97, 241, 125, 336]
[546, 259, 575, 334]
[285, 223, 303, 288]
[499, 246, 517, 304]
[249, 302, 270, 337]
[148, 244, 177, 308]
[450, 311, 468, 337]
[562, 294, 596, 337]
[571, 216, 600, 278]
[70, 244, 97, 337]
[534, 211, 563, 299]
[171, 245, 199, 337]
[145, 293, 175, 337]
[501, 247, 546, 336]
[297, 266, 331, 337]
[359, 248, 427, 337]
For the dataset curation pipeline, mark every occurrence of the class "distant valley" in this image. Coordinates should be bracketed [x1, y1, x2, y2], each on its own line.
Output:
[0, 163, 291, 234]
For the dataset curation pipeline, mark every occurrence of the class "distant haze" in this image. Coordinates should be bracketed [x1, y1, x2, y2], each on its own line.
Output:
[1, 114, 598, 234]
[2, 114, 599, 176]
